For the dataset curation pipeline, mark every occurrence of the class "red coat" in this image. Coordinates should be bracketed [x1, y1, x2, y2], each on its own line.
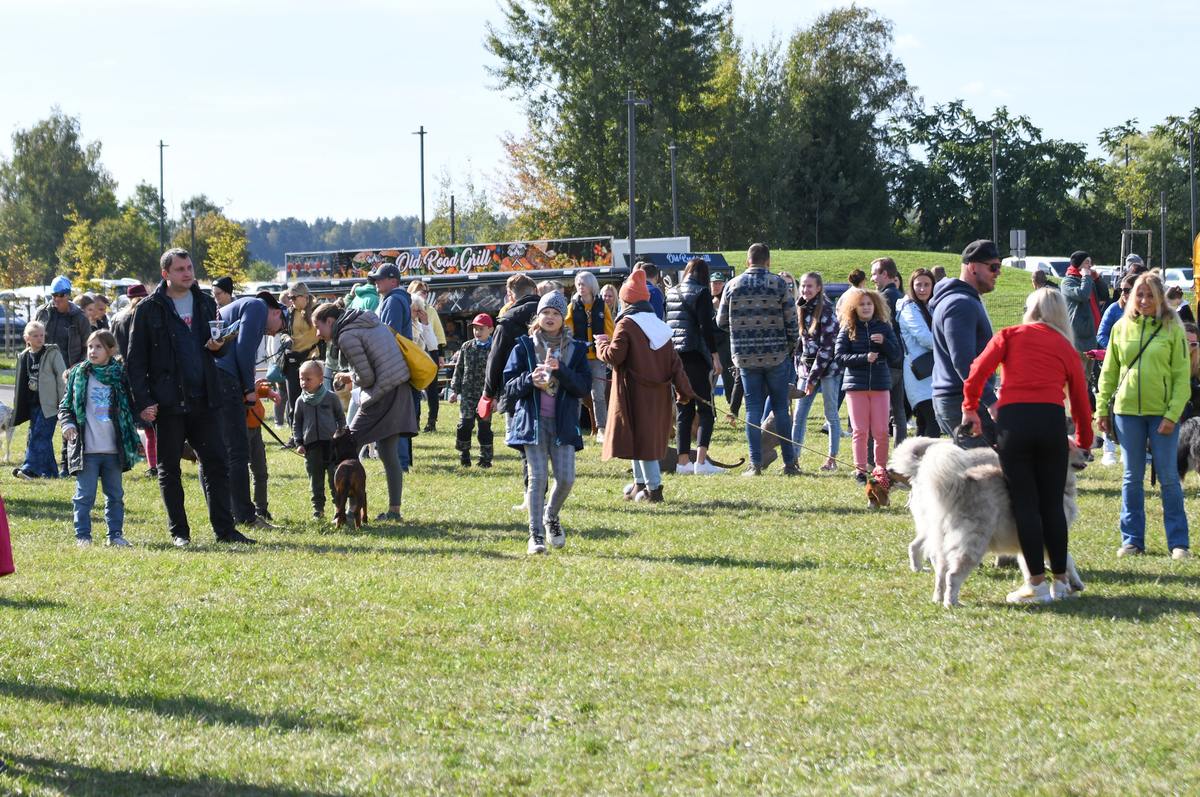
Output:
[597, 316, 695, 461]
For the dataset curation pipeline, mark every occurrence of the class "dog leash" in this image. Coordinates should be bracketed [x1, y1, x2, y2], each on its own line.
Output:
[694, 396, 861, 472]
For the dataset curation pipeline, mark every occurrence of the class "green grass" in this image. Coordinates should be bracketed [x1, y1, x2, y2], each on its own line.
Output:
[2, 401, 1200, 795]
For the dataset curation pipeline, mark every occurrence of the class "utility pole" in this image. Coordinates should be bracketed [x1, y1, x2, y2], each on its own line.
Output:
[990, 130, 998, 245]
[1125, 143, 1132, 235]
[668, 141, 679, 237]
[450, 194, 456, 245]
[622, 91, 651, 263]
[1162, 191, 1168, 268]
[413, 126, 427, 247]
[1190, 131, 1196, 246]
[190, 218, 196, 271]
[158, 140, 169, 253]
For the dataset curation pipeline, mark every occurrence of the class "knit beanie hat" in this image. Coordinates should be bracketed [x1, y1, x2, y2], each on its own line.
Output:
[620, 269, 651, 304]
[537, 290, 569, 318]
[1070, 251, 1090, 267]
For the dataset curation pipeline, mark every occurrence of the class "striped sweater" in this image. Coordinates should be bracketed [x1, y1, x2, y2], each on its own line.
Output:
[716, 267, 800, 369]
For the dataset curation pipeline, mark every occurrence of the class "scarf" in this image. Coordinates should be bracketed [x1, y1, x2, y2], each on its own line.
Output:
[66, 359, 141, 467]
[301, 384, 329, 407]
[1066, 265, 1102, 331]
[532, 328, 573, 397]
[615, 300, 653, 323]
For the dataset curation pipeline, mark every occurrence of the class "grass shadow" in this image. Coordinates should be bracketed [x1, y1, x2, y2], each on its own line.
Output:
[5, 754, 344, 796]
[598, 552, 819, 572]
[0, 680, 352, 733]
[0, 596, 64, 610]
[260, 540, 517, 560]
[2, 495, 72, 521]
[1050, 595, 1200, 620]
[1079, 568, 1200, 588]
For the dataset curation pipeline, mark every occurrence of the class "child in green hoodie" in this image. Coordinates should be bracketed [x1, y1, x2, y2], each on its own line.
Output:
[293, 360, 347, 519]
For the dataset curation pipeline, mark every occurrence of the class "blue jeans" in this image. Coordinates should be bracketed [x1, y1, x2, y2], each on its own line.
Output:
[792, 374, 841, 458]
[1114, 414, 1189, 551]
[73, 452, 124, 540]
[21, 403, 60, 478]
[742, 360, 794, 465]
[631, 459, 662, 490]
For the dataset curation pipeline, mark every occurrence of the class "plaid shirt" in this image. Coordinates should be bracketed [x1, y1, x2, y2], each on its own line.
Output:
[716, 267, 800, 369]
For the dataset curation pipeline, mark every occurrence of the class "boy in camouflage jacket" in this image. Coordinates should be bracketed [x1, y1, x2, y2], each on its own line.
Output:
[449, 314, 495, 467]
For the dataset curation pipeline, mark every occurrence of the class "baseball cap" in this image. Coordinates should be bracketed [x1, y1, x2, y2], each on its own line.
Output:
[710, 272, 726, 283]
[50, 276, 71, 294]
[368, 263, 402, 281]
[961, 239, 1000, 264]
[256, 290, 287, 323]
[469, 313, 494, 328]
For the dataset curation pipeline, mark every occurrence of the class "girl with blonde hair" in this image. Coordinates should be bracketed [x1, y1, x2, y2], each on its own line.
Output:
[834, 288, 900, 483]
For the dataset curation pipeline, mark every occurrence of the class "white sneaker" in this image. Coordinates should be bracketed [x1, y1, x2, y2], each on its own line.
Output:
[676, 462, 695, 475]
[1050, 580, 1079, 600]
[1101, 451, 1118, 467]
[841, 428, 852, 438]
[692, 461, 725, 475]
[1172, 547, 1192, 560]
[546, 515, 566, 548]
[1006, 581, 1052, 604]
[527, 532, 546, 555]
[75, 538, 92, 547]
[595, 429, 606, 444]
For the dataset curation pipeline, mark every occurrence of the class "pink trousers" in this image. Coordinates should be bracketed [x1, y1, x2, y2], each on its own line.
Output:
[846, 390, 890, 472]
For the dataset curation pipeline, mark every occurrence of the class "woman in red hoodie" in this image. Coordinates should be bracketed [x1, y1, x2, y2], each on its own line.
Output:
[962, 288, 1093, 604]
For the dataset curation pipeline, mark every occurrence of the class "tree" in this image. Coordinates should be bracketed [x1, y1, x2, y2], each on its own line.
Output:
[181, 194, 223, 224]
[56, 208, 109, 288]
[0, 108, 118, 267]
[427, 167, 509, 244]
[0, 242, 44, 291]
[93, 206, 161, 283]
[204, 216, 250, 290]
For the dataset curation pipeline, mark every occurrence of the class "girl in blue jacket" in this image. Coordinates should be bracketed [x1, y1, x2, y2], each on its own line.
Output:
[503, 292, 592, 555]
[835, 288, 901, 483]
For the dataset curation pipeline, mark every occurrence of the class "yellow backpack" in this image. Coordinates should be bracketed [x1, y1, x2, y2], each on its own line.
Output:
[394, 331, 438, 391]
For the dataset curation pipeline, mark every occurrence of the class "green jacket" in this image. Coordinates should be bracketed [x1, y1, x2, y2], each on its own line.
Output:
[347, 283, 380, 312]
[1097, 315, 1191, 422]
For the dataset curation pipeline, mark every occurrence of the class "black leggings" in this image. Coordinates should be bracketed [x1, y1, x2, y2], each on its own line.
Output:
[913, 399, 941, 438]
[995, 403, 1069, 578]
[676, 351, 715, 454]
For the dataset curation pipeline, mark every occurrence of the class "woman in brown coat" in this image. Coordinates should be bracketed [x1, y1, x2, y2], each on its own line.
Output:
[597, 270, 695, 503]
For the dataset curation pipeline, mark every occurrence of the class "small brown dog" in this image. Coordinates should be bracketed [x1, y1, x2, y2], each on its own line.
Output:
[330, 426, 367, 529]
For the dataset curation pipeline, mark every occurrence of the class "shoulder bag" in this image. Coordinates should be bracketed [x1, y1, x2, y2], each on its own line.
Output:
[394, 331, 438, 391]
[1107, 323, 1162, 446]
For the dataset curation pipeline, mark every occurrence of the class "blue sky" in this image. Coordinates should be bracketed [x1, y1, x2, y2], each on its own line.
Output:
[1, 0, 1195, 223]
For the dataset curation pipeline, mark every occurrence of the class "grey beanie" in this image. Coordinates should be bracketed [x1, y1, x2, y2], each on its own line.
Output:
[1125, 253, 1144, 266]
[537, 290, 569, 318]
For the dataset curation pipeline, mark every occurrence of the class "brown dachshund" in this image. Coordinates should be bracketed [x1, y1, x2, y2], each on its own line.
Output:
[330, 426, 367, 529]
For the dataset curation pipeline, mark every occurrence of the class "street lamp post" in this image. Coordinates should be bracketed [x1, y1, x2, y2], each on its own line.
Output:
[1162, 191, 1168, 268]
[668, 141, 679, 237]
[450, 194, 456, 245]
[990, 130, 998, 245]
[622, 91, 650, 263]
[158, 140, 169, 253]
[413, 126, 427, 247]
[1190, 131, 1196, 246]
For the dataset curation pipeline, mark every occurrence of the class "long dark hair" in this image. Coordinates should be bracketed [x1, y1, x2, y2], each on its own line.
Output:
[682, 257, 710, 286]
[799, 271, 826, 337]
[907, 268, 934, 328]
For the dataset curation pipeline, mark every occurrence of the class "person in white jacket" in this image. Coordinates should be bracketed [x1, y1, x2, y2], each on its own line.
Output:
[896, 268, 940, 437]
[410, 294, 440, 432]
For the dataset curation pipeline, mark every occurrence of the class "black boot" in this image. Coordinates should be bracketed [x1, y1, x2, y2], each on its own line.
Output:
[460, 449, 472, 468]
[478, 445, 493, 469]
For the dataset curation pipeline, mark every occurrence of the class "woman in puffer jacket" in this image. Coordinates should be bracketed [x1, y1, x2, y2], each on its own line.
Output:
[834, 288, 900, 485]
[312, 303, 418, 523]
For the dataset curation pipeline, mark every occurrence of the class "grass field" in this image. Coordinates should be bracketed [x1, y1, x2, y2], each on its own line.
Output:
[2, 387, 1200, 795]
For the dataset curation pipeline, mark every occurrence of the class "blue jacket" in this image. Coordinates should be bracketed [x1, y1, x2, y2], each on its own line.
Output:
[648, 283, 665, 320]
[378, 286, 412, 340]
[215, 297, 268, 394]
[929, 278, 996, 404]
[834, 318, 900, 392]
[502, 336, 592, 451]
[1097, 300, 1124, 349]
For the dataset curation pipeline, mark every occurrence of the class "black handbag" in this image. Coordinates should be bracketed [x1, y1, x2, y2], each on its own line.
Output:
[909, 351, 934, 381]
[1107, 323, 1162, 446]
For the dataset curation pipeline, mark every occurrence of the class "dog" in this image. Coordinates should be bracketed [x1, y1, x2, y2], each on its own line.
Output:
[897, 436, 1088, 607]
[330, 426, 368, 529]
[1177, 416, 1200, 487]
[0, 400, 13, 463]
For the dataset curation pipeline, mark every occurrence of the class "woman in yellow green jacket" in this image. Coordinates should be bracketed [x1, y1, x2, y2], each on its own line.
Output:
[1096, 272, 1191, 559]
[566, 271, 615, 443]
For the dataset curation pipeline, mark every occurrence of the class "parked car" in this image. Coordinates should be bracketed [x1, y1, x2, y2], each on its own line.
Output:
[1163, 268, 1194, 291]
[1001, 256, 1072, 278]
[0, 297, 29, 350]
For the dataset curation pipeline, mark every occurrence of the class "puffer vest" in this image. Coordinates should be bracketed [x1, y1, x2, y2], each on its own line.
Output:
[666, 278, 709, 358]
[570, 297, 606, 345]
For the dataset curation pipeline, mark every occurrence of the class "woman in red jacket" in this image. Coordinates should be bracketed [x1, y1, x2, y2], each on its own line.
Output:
[962, 288, 1093, 604]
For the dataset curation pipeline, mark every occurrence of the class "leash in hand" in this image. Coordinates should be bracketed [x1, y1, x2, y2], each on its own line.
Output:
[693, 395, 859, 472]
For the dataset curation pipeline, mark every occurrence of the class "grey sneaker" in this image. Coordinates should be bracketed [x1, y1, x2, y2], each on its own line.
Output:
[527, 531, 546, 555]
[75, 538, 92, 547]
[546, 515, 566, 548]
[106, 536, 131, 547]
[1117, 544, 1144, 557]
[742, 463, 762, 477]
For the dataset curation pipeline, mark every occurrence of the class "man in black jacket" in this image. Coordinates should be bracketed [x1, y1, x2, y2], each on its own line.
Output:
[871, 257, 907, 447]
[126, 248, 254, 546]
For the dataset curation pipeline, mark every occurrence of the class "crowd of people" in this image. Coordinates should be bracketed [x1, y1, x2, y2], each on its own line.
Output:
[5, 241, 1195, 569]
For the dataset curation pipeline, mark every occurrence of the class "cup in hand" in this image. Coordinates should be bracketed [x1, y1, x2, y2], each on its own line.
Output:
[209, 320, 222, 340]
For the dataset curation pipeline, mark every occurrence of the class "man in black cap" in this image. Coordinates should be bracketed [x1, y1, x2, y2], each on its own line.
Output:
[928, 239, 1001, 444]
[211, 276, 236, 307]
[1062, 251, 1101, 383]
[204, 289, 287, 530]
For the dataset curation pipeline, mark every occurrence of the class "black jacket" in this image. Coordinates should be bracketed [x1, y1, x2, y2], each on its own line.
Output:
[834, 318, 901, 392]
[126, 281, 229, 416]
[666, 277, 716, 359]
[484, 293, 540, 411]
[34, 301, 91, 367]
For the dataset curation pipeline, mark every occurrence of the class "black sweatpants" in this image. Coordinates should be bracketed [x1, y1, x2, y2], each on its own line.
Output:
[676, 351, 715, 455]
[995, 403, 1070, 578]
[155, 403, 237, 541]
[912, 399, 941, 438]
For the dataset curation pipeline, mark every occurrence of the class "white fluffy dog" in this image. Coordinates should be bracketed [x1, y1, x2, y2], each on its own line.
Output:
[892, 436, 1088, 607]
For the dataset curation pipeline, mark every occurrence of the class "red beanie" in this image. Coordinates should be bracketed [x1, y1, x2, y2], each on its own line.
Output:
[620, 269, 651, 304]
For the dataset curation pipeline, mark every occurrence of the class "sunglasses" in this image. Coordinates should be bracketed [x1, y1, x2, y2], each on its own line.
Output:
[1121, 288, 1134, 295]
[52, 291, 69, 298]
[978, 261, 1002, 274]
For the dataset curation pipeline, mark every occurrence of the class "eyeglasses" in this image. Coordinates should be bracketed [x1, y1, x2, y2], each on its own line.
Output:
[52, 291, 69, 298]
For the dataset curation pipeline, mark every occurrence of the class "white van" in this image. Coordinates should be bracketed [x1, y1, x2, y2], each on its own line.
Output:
[1001, 256, 1072, 278]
